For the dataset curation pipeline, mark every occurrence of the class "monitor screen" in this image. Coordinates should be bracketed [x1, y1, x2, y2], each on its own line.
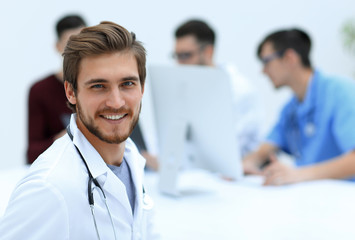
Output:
[148, 65, 243, 195]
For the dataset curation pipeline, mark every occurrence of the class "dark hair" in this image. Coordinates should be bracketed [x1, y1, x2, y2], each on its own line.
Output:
[63, 21, 146, 112]
[257, 28, 312, 68]
[56, 14, 86, 39]
[175, 19, 215, 46]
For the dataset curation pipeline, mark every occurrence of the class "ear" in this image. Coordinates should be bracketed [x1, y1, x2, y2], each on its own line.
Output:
[204, 45, 214, 60]
[283, 48, 300, 66]
[64, 81, 77, 105]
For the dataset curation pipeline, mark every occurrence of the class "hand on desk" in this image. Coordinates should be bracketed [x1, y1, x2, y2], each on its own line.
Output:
[243, 153, 306, 186]
[243, 156, 263, 176]
[261, 154, 303, 186]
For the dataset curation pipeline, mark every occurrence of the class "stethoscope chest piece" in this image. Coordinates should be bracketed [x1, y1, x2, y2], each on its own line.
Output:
[304, 122, 316, 137]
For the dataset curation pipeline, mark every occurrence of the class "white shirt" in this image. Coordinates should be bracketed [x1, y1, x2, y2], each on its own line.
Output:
[222, 63, 263, 156]
[0, 114, 159, 240]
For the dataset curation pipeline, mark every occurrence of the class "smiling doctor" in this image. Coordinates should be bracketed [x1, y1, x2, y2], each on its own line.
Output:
[0, 21, 159, 240]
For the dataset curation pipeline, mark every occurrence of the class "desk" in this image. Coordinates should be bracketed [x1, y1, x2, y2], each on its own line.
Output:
[2, 167, 355, 240]
[145, 170, 355, 240]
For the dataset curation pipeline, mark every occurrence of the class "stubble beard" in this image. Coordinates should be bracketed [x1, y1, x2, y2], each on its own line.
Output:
[76, 101, 141, 144]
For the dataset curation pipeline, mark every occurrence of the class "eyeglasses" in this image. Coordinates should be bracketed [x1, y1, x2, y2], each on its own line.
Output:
[172, 50, 201, 61]
[172, 51, 194, 61]
[260, 50, 285, 65]
[172, 44, 207, 62]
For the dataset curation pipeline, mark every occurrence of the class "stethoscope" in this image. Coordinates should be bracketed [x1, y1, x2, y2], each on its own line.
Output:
[286, 106, 316, 159]
[66, 125, 154, 240]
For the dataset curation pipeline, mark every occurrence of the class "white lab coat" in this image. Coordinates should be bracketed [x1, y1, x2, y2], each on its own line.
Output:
[222, 63, 264, 156]
[0, 114, 159, 240]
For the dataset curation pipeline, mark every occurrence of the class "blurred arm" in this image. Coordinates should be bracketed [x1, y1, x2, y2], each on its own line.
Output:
[242, 142, 278, 175]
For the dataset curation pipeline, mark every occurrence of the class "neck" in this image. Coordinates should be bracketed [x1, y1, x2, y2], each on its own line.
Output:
[288, 68, 313, 101]
[76, 118, 125, 166]
[93, 139, 125, 166]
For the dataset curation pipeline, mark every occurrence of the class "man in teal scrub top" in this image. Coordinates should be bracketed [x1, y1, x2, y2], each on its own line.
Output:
[243, 28, 355, 185]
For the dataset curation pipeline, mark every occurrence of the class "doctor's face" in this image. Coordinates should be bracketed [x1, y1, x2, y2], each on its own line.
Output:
[174, 35, 208, 65]
[67, 51, 144, 144]
[260, 42, 288, 89]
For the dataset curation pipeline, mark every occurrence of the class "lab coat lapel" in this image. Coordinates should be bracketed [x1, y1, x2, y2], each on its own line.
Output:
[124, 138, 145, 221]
[69, 114, 133, 217]
[100, 138, 145, 220]
[69, 114, 107, 179]
[102, 169, 133, 218]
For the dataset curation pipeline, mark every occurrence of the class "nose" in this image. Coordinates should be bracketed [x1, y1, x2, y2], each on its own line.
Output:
[106, 88, 125, 109]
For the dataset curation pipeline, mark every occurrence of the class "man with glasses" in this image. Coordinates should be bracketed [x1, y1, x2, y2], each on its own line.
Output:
[174, 19, 215, 66]
[173, 19, 262, 156]
[243, 28, 355, 185]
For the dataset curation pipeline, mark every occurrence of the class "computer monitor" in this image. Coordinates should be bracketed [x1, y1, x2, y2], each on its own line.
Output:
[148, 65, 243, 195]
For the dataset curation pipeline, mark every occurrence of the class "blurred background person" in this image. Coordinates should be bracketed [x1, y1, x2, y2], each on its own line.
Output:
[243, 28, 355, 185]
[173, 19, 263, 157]
[27, 14, 87, 164]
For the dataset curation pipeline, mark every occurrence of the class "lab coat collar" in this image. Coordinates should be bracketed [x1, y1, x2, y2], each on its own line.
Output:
[69, 114, 108, 181]
[102, 138, 146, 218]
[124, 138, 146, 220]
[68, 114, 146, 218]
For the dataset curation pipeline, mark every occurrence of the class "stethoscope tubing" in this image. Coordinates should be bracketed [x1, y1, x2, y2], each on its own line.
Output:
[66, 125, 117, 240]
[66, 124, 154, 239]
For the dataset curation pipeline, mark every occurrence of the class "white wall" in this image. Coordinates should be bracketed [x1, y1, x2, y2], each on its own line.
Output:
[1, 0, 354, 168]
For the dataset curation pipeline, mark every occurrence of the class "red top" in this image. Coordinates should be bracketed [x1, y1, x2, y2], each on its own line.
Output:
[27, 74, 72, 164]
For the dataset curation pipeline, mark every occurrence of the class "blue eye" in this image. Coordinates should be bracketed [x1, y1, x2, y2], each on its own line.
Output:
[91, 84, 104, 89]
[123, 81, 134, 86]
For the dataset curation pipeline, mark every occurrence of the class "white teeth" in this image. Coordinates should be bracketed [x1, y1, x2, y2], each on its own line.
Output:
[104, 114, 125, 120]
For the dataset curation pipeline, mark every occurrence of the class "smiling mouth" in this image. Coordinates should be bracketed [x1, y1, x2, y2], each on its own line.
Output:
[102, 114, 127, 120]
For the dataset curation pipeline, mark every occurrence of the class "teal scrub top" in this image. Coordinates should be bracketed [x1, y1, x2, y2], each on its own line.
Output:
[267, 70, 355, 179]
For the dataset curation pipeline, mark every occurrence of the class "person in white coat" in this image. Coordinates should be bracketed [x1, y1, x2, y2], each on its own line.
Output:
[0, 21, 159, 240]
[173, 19, 263, 156]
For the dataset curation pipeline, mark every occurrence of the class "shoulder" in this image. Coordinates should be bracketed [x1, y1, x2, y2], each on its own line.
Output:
[11, 135, 87, 211]
[221, 63, 252, 85]
[0, 176, 70, 239]
[29, 74, 58, 94]
[315, 70, 355, 101]
[1, 139, 76, 239]
[219, 63, 257, 97]
[316, 70, 354, 89]
[28, 135, 84, 190]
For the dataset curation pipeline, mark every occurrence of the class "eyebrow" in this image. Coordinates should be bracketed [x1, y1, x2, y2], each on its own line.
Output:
[84, 76, 140, 86]
[122, 76, 140, 82]
[84, 79, 107, 86]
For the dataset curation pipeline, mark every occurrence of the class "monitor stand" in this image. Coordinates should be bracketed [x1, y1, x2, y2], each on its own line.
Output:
[158, 119, 187, 196]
